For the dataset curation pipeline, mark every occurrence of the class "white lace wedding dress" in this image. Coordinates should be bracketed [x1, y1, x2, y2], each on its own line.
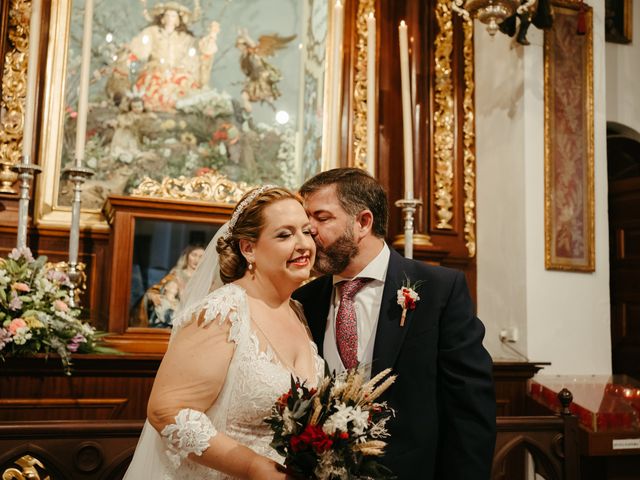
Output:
[124, 283, 324, 479]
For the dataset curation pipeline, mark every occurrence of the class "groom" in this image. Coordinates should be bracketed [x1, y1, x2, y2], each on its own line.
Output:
[293, 168, 496, 480]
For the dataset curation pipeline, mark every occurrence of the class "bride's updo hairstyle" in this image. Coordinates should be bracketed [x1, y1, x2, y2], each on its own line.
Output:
[217, 186, 302, 283]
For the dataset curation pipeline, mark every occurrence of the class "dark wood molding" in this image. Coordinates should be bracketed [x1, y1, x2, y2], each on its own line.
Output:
[103, 195, 233, 353]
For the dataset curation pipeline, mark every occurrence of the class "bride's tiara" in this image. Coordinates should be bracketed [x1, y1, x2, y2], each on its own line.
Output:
[223, 184, 277, 240]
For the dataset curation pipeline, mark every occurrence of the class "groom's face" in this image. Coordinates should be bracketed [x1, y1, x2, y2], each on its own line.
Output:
[303, 185, 359, 276]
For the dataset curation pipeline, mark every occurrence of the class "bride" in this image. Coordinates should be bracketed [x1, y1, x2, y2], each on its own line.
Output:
[124, 186, 322, 479]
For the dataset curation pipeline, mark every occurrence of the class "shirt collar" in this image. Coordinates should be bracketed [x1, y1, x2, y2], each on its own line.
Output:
[332, 243, 390, 286]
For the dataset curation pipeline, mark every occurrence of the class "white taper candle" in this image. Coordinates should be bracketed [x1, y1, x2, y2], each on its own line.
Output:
[22, 0, 43, 164]
[329, 0, 344, 169]
[398, 20, 414, 200]
[74, 0, 94, 168]
[366, 12, 376, 176]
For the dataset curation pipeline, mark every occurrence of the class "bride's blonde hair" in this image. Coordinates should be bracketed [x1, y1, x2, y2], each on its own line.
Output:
[217, 187, 302, 283]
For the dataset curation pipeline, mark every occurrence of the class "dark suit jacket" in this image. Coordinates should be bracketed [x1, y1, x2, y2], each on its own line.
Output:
[293, 248, 496, 480]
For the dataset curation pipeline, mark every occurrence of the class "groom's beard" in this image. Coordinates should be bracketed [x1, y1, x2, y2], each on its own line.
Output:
[313, 229, 359, 275]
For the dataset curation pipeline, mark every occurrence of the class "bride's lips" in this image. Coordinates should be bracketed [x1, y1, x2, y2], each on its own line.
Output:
[288, 255, 310, 267]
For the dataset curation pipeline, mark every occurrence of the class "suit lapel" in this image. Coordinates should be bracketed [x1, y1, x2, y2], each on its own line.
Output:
[306, 277, 333, 357]
[371, 249, 414, 377]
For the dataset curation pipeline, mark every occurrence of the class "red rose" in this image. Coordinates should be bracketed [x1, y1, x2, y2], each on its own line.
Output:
[291, 424, 333, 453]
[402, 289, 416, 310]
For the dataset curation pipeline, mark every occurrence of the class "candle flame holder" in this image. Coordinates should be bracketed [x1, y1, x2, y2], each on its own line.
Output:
[11, 158, 42, 249]
[62, 164, 94, 308]
[393, 198, 433, 259]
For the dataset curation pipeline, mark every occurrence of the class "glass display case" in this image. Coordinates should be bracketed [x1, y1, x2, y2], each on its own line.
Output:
[530, 375, 640, 433]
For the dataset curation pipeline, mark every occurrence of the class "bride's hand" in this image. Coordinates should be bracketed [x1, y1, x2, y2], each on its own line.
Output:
[246, 455, 289, 479]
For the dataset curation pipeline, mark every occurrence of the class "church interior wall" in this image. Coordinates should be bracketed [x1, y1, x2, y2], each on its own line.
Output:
[476, 1, 612, 375]
[606, 2, 640, 133]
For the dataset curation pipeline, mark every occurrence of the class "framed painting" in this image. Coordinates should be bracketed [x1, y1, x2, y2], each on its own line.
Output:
[605, 0, 632, 44]
[544, 1, 595, 272]
[35, 0, 331, 229]
[103, 194, 233, 353]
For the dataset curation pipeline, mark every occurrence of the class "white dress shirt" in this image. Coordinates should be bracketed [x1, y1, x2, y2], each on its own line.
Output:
[323, 243, 390, 379]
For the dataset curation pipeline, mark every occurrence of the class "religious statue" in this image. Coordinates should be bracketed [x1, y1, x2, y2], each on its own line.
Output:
[109, 0, 220, 112]
[235, 29, 296, 111]
[132, 244, 205, 328]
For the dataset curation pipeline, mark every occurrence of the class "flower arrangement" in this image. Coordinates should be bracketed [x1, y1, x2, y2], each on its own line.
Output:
[265, 366, 397, 480]
[0, 247, 115, 374]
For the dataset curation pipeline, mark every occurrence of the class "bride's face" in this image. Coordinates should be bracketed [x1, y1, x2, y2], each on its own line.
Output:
[252, 199, 315, 286]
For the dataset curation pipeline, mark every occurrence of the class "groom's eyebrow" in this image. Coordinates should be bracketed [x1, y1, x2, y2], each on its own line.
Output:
[308, 208, 332, 217]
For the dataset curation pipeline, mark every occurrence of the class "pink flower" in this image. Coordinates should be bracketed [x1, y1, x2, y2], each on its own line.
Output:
[8, 247, 34, 262]
[67, 334, 87, 352]
[8, 318, 27, 335]
[54, 300, 69, 312]
[12, 282, 30, 292]
[47, 270, 69, 284]
[0, 328, 12, 350]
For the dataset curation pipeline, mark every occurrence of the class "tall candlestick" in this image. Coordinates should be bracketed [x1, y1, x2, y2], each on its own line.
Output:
[329, 0, 344, 169]
[366, 12, 376, 176]
[22, 0, 43, 164]
[74, 0, 94, 168]
[398, 21, 413, 200]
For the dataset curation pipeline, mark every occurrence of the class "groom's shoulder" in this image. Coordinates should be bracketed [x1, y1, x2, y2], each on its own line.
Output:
[396, 254, 462, 284]
[292, 275, 333, 303]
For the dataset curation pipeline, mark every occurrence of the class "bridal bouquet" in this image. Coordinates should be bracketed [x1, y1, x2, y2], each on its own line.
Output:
[265, 366, 397, 480]
[0, 247, 114, 374]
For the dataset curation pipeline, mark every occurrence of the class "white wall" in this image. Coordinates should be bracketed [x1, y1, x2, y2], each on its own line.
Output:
[476, 2, 611, 375]
[606, 4, 640, 133]
[475, 31, 528, 358]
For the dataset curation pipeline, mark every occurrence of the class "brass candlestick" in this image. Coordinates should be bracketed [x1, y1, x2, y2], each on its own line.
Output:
[0, 162, 19, 194]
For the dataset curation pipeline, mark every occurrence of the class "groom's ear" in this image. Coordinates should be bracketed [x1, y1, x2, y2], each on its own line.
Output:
[355, 210, 374, 239]
[238, 238, 256, 262]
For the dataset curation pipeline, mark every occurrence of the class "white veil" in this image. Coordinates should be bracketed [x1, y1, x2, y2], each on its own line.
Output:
[124, 222, 231, 479]
[169, 222, 229, 338]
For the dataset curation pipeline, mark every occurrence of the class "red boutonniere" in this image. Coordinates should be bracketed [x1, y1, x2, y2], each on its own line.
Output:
[396, 279, 422, 327]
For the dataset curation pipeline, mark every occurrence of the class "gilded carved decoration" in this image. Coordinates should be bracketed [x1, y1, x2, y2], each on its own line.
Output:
[462, 18, 476, 257]
[131, 170, 254, 203]
[351, 0, 375, 170]
[433, 0, 455, 230]
[2, 455, 50, 480]
[0, 0, 31, 166]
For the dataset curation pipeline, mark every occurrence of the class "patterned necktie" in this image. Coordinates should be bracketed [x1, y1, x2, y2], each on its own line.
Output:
[335, 278, 372, 369]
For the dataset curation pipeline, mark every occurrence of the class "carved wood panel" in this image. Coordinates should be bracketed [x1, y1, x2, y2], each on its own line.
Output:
[343, 0, 477, 294]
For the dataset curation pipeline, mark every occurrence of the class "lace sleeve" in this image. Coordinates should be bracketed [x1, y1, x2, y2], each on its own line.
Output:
[147, 284, 249, 464]
[161, 408, 218, 468]
[171, 284, 246, 344]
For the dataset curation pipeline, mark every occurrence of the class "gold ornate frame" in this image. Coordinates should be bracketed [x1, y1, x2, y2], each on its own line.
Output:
[33, 0, 335, 231]
[544, 1, 595, 271]
[605, 0, 632, 44]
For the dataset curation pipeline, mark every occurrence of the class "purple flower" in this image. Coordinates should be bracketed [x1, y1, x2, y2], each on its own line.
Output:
[9, 291, 22, 310]
[8, 247, 34, 262]
[0, 328, 12, 351]
[67, 333, 87, 352]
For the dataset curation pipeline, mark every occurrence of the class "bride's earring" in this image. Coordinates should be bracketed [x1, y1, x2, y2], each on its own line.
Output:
[248, 261, 255, 277]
